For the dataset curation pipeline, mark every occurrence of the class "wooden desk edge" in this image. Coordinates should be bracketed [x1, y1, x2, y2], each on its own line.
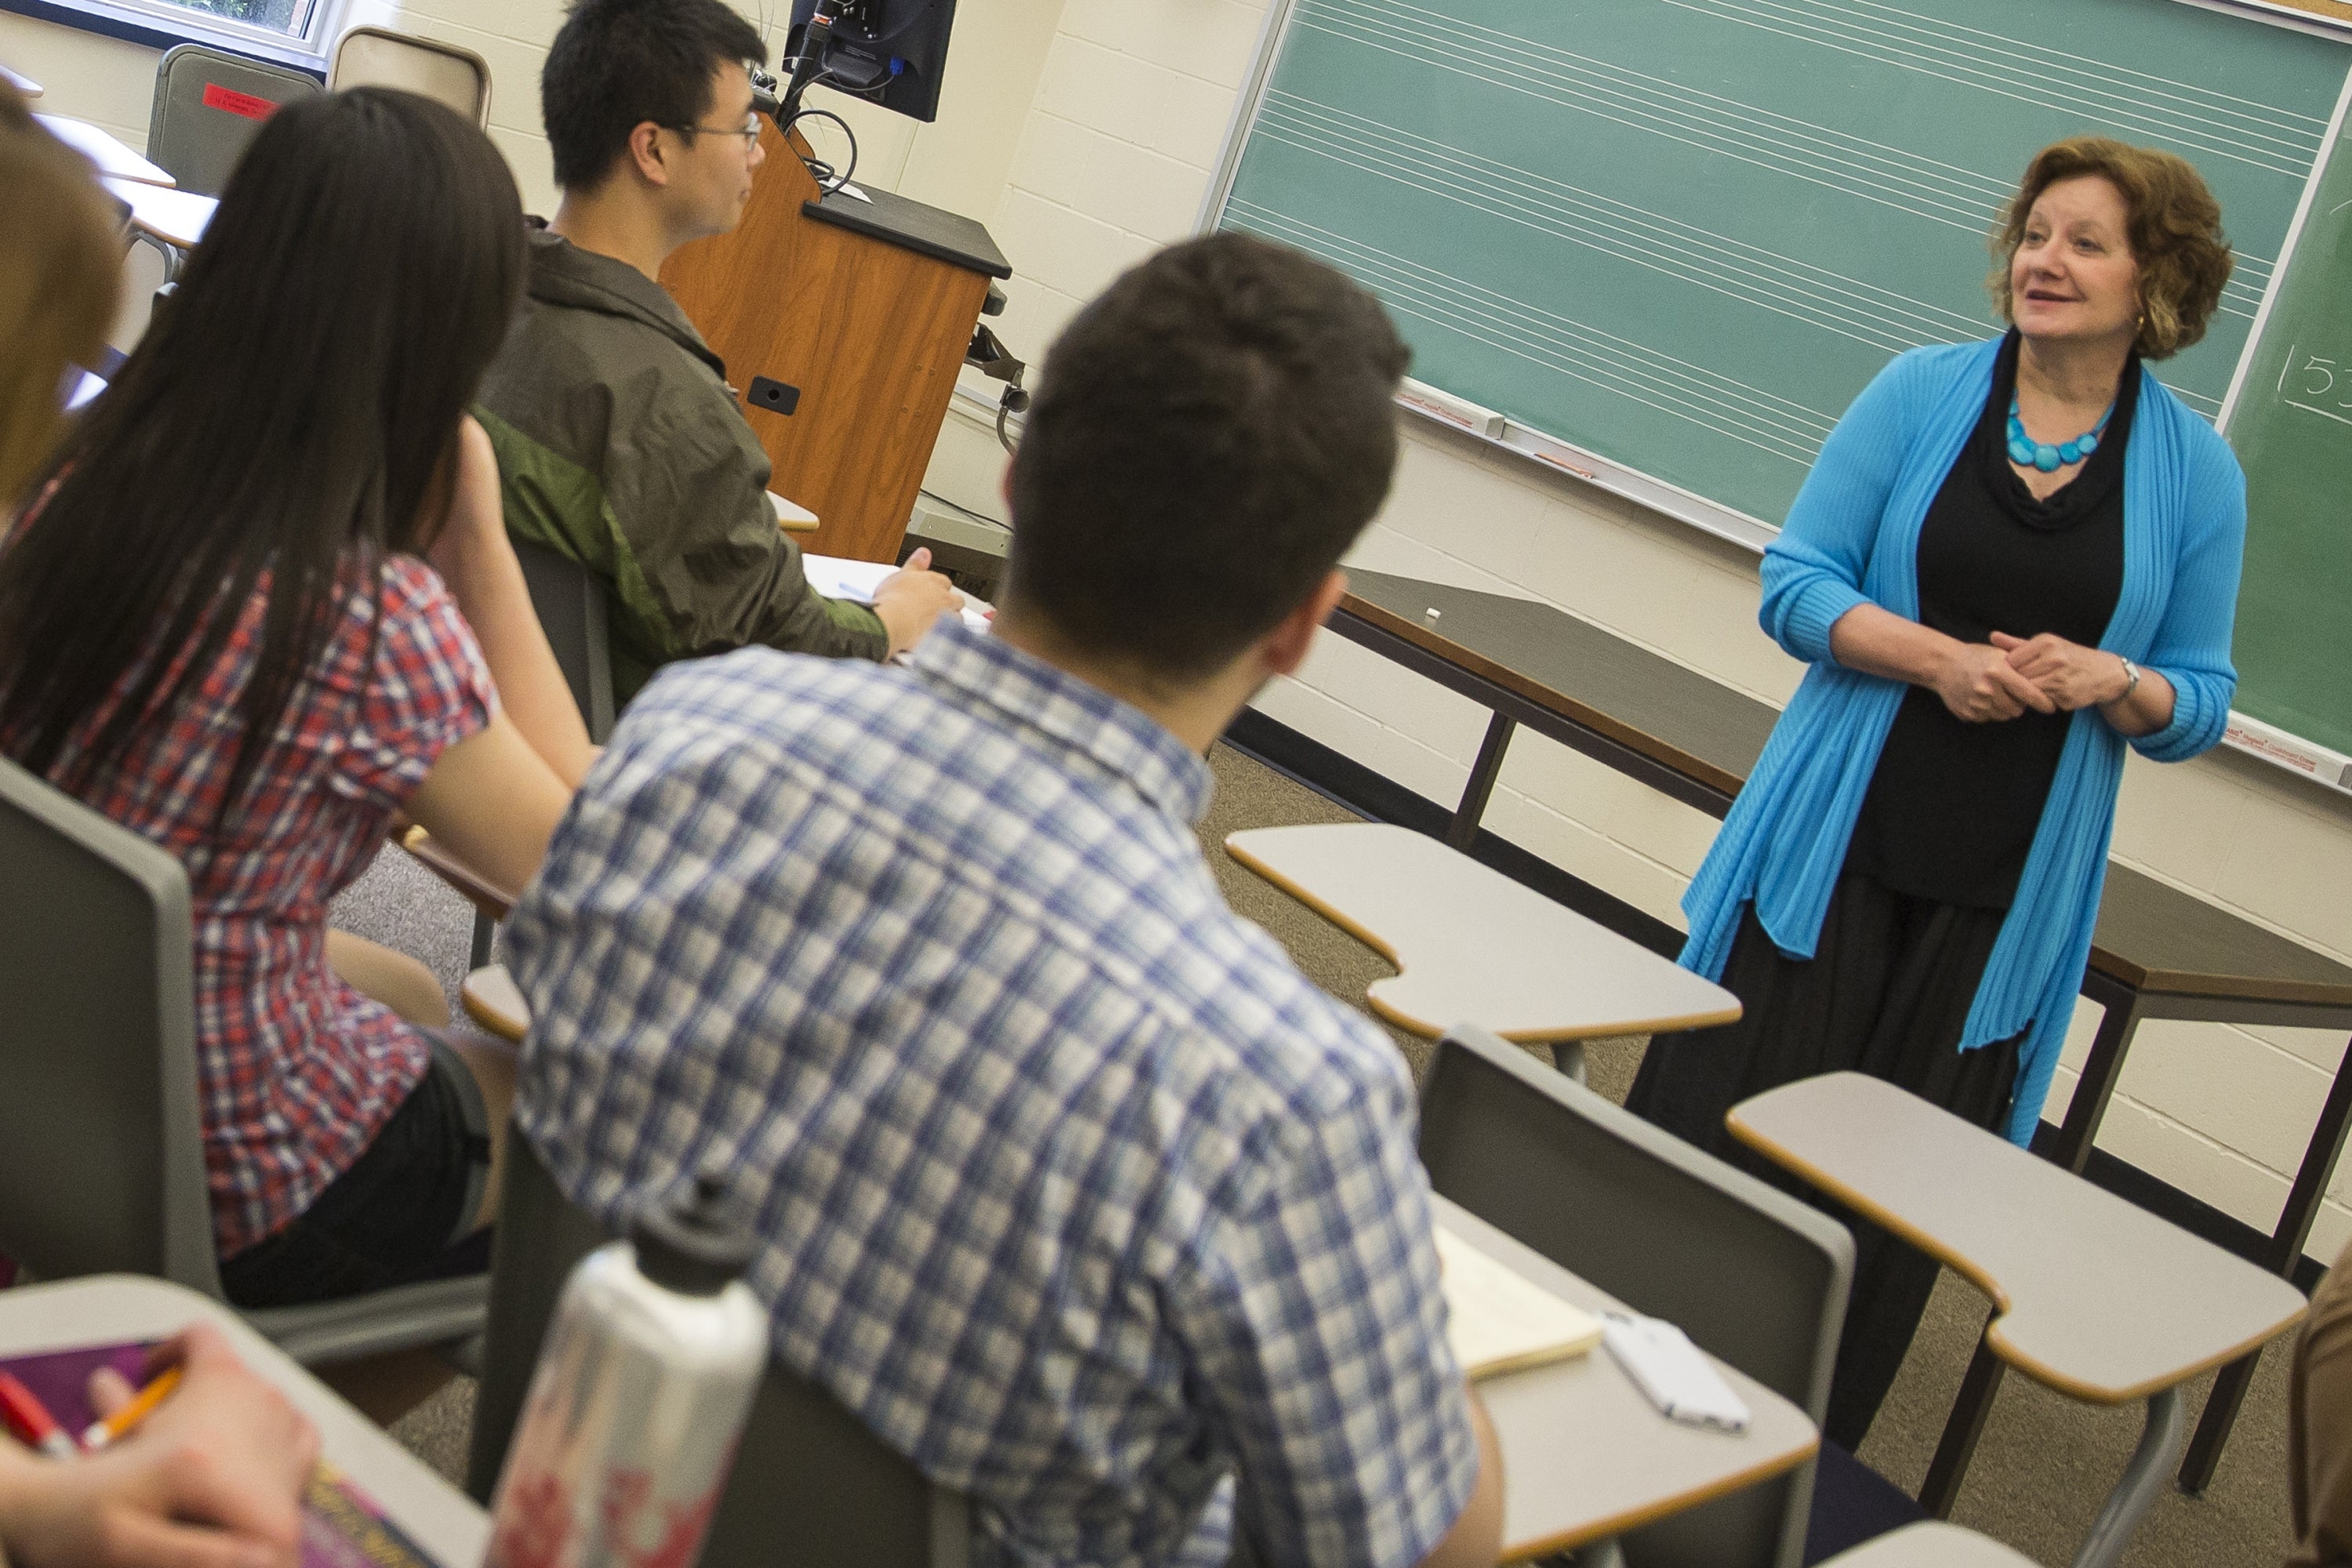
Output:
[1503, 1433, 1820, 1562]
[1725, 1108, 2307, 1404]
[1334, 593, 1750, 801]
[399, 826, 519, 921]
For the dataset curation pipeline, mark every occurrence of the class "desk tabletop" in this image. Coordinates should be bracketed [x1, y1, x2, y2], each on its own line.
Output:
[1229, 822, 1740, 1041]
[1435, 1196, 1816, 1558]
[1341, 568, 1772, 801]
[1338, 568, 2352, 1010]
[38, 114, 172, 186]
[0, 1276, 489, 1565]
[103, 176, 215, 249]
[1729, 1073, 2308, 1403]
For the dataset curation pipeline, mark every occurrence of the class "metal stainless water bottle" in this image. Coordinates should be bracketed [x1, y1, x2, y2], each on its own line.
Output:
[484, 1174, 768, 1568]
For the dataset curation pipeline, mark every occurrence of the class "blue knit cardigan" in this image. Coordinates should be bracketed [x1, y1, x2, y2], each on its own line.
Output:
[1679, 339, 2248, 1142]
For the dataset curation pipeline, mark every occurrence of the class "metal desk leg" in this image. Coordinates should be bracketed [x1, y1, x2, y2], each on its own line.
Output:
[2178, 1031, 2352, 1493]
[2072, 1386, 2185, 1568]
[1446, 713, 1515, 851]
[1920, 1327, 2006, 1518]
[2050, 983, 2143, 1173]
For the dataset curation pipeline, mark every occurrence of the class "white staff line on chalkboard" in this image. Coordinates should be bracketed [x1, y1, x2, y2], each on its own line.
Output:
[1227, 234, 1838, 463]
[1260, 98, 1993, 343]
[1797, 0, 2314, 136]
[1254, 123, 1918, 353]
[1263, 96, 1993, 336]
[1788, 0, 2328, 140]
[1332, 0, 2022, 207]
[1653, 0, 2318, 175]
[1694, 0, 2329, 158]
[1258, 106, 1986, 348]
[2281, 396, 2352, 428]
[1298, 14, 2005, 231]
[1226, 207, 1836, 456]
[1232, 203, 1841, 447]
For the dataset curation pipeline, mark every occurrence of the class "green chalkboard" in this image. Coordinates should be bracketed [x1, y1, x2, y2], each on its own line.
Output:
[2220, 110, 2352, 758]
[1216, 0, 2352, 760]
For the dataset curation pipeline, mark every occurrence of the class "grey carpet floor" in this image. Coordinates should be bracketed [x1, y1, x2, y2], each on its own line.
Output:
[339, 743, 2299, 1566]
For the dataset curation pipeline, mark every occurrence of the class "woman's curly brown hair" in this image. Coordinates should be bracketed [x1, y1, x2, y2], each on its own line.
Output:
[1990, 136, 2233, 361]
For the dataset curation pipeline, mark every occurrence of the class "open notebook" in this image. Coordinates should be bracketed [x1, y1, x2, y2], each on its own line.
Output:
[800, 553, 996, 633]
[1437, 1228, 1604, 1381]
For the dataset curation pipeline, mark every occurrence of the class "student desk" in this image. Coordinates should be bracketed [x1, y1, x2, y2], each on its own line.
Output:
[1229, 821, 1740, 1044]
[0, 1275, 490, 1565]
[1328, 567, 2352, 1493]
[101, 176, 216, 280]
[36, 114, 172, 186]
[1435, 1195, 1816, 1560]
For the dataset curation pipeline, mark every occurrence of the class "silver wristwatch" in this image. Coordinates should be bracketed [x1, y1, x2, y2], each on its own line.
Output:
[2117, 656, 2141, 702]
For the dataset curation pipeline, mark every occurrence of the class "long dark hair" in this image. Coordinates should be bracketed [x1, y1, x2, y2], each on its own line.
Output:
[0, 88, 524, 813]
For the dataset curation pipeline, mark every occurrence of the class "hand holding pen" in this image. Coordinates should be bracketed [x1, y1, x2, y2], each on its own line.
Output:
[0, 1324, 318, 1568]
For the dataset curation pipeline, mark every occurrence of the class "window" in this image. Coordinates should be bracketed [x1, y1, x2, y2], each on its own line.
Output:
[2, 0, 348, 67]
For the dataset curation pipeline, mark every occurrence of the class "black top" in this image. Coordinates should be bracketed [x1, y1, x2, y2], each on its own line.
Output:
[1845, 332, 2136, 909]
[802, 184, 1012, 279]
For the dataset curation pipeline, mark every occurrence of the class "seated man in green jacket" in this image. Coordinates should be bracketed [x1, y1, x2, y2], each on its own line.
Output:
[478, 0, 959, 705]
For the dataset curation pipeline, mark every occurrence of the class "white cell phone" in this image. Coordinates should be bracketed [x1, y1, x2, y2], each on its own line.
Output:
[1602, 1312, 1751, 1433]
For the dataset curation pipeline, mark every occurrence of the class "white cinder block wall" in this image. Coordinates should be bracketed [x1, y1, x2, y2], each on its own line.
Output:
[15, 0, 2352, 1266]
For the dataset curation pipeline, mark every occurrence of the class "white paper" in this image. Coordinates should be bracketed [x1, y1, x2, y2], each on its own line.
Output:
[1436, 1227, 1603, 1381]
[801, 552, 993, 632]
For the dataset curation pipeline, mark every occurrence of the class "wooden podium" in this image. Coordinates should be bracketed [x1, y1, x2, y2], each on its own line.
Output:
[661, 125, 1011, 564]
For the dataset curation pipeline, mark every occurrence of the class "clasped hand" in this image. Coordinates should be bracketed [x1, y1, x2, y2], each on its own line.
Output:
[1936, 631, 2126, 723]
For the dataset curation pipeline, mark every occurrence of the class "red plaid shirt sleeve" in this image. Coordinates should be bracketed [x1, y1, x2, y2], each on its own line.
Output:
[329, 556, 496, 813]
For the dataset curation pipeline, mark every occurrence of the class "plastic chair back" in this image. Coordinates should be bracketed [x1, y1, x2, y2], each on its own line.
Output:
[0, 757, 218, 1294]
[514, 539, 615, 743]
[147, 45, 319, 196]
[1420, 1025, 1853, 1568]
[328, 28, 490, 125]
[0, 757, 485, 1363]
[469, 1130, 970, 1566]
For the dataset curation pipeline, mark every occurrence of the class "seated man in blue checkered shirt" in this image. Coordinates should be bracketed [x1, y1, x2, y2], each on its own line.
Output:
[504, 231, 1504, 1568]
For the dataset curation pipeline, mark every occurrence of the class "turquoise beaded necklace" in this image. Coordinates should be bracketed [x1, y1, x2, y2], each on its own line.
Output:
[2007, 393, 2114, 474]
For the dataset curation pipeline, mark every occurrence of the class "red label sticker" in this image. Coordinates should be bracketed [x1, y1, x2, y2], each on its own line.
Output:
[201, 83, 278, 121]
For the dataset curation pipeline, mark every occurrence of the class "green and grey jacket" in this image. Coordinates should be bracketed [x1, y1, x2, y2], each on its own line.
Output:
[477, 222, 887, 705]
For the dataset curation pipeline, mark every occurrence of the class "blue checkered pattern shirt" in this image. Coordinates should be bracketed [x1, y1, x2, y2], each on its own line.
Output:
[508, 622, 1480, 1568]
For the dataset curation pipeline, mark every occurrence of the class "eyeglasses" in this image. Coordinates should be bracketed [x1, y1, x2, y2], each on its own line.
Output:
[666, 115, 762, 151]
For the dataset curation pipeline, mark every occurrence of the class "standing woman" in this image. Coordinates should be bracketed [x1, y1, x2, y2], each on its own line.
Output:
[1628, 138, 2244, 1447]
[0, 89, 594, 1316]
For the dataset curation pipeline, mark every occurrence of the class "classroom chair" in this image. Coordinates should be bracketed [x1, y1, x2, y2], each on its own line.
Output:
[328, 27, 491, 126]
[147, 45, 318, 197]
[466, 1127, 972, 1567]
[0, 757, 485, 1366]
[514, 538, 615, 745]
[426, 541, 615, 982]
[1418, 1024, 1852, 1568]
[1729, 1073, 2310, 1568]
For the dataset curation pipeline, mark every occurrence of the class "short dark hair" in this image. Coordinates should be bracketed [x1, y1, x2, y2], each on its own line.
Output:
[1005, 233, 1410, 680]
[543, 0, 766, 192]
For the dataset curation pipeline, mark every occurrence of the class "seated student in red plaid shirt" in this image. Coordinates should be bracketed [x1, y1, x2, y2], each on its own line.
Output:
[0, 91, 594, 1340]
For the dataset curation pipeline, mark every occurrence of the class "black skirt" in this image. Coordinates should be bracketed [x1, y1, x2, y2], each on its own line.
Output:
[1627, 872, 2021, 1448]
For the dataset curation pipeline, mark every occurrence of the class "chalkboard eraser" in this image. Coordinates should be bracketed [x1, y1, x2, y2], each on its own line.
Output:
[1398, 384, 1505, 438]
